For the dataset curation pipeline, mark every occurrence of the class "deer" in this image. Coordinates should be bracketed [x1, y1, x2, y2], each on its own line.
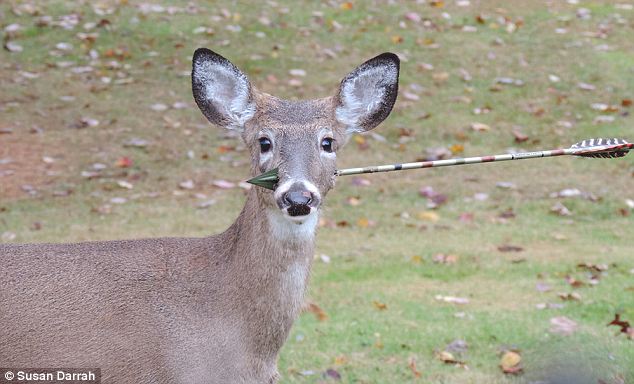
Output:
[0, 48, 399, 384]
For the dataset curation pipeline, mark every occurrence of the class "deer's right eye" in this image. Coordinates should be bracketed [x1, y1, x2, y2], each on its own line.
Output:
[259, 137, 272, 153]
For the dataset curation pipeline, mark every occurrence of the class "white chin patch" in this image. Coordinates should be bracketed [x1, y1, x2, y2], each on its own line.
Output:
[267, 209, 319, 241]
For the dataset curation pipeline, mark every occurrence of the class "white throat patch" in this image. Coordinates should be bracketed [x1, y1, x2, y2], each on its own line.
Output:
[266, 209, 319, 242]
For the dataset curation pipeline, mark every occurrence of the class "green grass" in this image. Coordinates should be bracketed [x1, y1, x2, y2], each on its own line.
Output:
[1, 1, 633, 382]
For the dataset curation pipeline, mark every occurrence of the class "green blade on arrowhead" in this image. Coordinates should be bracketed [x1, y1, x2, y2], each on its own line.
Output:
[246, 168, 279, 190]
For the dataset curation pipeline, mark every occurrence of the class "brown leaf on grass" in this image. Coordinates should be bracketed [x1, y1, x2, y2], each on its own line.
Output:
[550, 202, 572, 216]
[372, 300, 387, 311]
[622, 99, 632, 107]
[497, 244, 524, 252]
[512, 129, 529, 143]
[607, 314, 633, 339]
[498, 208, 516, 219]
[558, 292, 581, 301]
[303, 301, 328, 321]
[435, 350, 467, 368]
[500, 350, 523, 374]
[565, 275, 585, 288]
[577, 262, 608, 273]
[407, 356, 422, 378]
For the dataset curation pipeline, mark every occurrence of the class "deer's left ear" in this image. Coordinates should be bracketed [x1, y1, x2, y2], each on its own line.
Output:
[335, 52, 400, 134]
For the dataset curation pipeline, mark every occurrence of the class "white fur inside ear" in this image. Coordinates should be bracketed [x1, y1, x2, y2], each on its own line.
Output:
[336, 64, 398, 134]
[194, 59, 256, 130]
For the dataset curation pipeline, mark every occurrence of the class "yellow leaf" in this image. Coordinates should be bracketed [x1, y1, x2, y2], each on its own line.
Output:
[357, 217, 370, 228]
[450, 144, 464, 154]
[340, 2, 353, 10]
[437, 351, 456, 363]
[334, 355, 348, 366]
[500, 351, 522, 374]
[391, 35, 404, 44]
[411, 255, 423, 264]
[430, 0, 444, 7]
[417, 211, 439, 222]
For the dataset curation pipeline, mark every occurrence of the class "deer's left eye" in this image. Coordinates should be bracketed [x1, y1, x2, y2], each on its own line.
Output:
[321, 137, 334, 153]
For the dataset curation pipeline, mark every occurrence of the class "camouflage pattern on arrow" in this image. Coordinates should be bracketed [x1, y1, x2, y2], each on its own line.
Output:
[247, 138, 632, 190]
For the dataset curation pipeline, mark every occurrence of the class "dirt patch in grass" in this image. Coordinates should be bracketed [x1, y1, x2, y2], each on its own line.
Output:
[0, 132, 68, 200]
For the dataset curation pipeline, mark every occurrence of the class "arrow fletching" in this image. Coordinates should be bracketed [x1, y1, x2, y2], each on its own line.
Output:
[246, 167, 279, 190]
[569, 138, 632, 158]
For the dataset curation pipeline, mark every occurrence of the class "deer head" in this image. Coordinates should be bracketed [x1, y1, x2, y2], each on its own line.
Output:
[192, 49, 399, 229]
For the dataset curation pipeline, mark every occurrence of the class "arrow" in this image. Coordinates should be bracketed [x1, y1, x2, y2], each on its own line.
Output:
[247, 137, 632, 191]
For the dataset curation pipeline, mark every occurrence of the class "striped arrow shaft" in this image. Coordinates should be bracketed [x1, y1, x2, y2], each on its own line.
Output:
[336, 138, 631, 176]
[246, 138, 632, 190]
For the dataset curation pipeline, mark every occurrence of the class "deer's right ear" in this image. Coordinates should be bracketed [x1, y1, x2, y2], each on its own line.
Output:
[192, 48, 256, 131]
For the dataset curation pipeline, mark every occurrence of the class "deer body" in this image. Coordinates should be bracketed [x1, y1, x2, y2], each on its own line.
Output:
[0, 49, 399, 383]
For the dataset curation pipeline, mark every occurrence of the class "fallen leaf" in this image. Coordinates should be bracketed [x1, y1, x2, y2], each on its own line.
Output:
[411, 255, 423, 264]
[471, 122, 491, 132]
[357, 217, 375, 228]
[607, 313, 633, 339]
[550, 202, 572, 216]
[407, 356, 422, 378]
[346, 196, 361, 206]
[340, 2, 353, 10]
[115, 157, 133, 168]
[497, 244, 523, 252]
[323, 368, 341, 380]
[435, 295, 469, 305]
[372, 300, 387, 310]
[123, 138, 149, 148]
[179, 180, 195, 190]
[558, 292, 581, 301]
[4, 41, 23, 52]
[550, 316, 578, 335]
[500, 351, 522, 374]
[303, 301, 328, 321]
[432, 254, 459, 264]
[512, 129, 529, 143]
[417, 211, 439, 222]
[212, 180, 235, 189]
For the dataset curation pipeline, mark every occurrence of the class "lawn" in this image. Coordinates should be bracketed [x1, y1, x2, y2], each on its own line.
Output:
[1, 1, 633, 383]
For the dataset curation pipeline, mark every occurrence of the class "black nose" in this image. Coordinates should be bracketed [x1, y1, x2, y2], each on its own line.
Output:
[284, 190, 313, 206]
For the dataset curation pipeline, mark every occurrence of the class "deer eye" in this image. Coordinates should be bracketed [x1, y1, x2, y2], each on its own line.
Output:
[259, 137, 272, 153]
[321, 137, 334, 153]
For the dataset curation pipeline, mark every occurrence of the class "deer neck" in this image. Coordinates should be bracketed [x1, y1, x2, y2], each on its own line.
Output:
[217, 188, 317, 356]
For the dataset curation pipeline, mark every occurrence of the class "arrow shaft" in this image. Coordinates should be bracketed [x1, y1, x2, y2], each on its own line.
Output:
[335, 148, 571, 176]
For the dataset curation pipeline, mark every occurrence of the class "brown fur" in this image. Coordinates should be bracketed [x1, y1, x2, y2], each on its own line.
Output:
[0, 50, 399, 383]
